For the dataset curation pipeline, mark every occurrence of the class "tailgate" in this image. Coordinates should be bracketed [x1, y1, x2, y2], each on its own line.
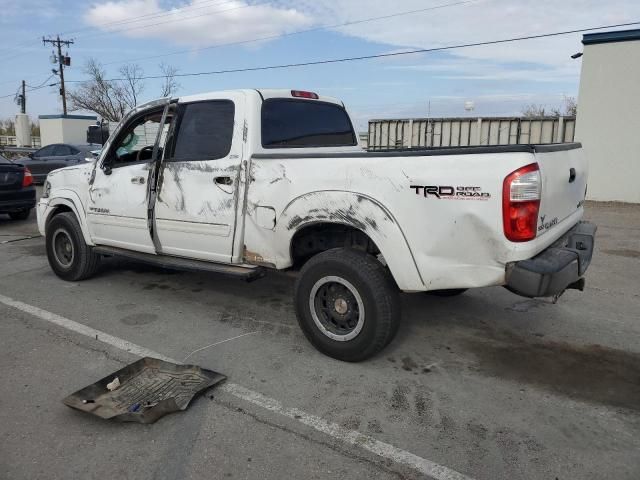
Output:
[534, 144, 587, 237]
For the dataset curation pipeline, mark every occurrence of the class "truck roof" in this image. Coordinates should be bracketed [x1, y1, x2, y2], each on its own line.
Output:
[177, 89, 343, 106]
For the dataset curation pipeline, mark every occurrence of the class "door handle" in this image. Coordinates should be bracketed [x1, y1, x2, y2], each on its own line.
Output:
[131, 176, 145, 185]
[214, 176, 233, 186]
[569, 168, 576, 183]
[214, 176, 234, 194]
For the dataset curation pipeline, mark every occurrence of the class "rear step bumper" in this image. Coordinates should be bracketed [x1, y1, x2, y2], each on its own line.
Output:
[505, 221, 597, 298]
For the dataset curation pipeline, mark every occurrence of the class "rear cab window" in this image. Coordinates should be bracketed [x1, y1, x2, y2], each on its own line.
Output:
[261, 99, 356, 148]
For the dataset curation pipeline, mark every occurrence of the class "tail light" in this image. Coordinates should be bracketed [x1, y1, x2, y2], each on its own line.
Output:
[22, 167, 33, 188]
[503, 163, 541, 242]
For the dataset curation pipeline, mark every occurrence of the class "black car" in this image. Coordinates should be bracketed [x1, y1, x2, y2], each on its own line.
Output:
[0, 154, 36, 220]
[18, 143, 99, 183]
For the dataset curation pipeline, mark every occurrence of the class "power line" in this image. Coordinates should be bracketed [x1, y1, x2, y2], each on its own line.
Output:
[103, 0, 480, 67]
[0, 82, 56, 100]
[0, 0, 479, 83]
[64, 20, 640, 84]
[26, 74, 56, 90]
[71, 0, 269, 41]
[0, 0, 244, 61]
[4, 20, 638, 99]
[62, 0, 239, 36]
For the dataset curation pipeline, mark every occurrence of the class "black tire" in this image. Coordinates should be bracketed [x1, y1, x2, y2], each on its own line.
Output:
[8, 208, 31, 220]
[427, 288, 468, 297]
[46, 212, 100, 281]
[294, 248, 400, 362]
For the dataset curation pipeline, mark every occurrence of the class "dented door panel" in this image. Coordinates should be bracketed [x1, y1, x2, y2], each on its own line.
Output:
[154, 92, 246, 263]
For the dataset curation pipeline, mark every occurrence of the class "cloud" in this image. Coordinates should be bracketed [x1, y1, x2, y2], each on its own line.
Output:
[281, 0, 640, 74]
[84, 0, 312, 47]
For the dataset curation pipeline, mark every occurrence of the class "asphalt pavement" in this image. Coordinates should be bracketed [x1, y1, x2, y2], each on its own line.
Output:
[1, 197, 639, 480]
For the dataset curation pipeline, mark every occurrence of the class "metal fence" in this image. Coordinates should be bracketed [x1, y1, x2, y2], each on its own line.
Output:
[367, 116, 576, 151]
[0, 135, 41, 148]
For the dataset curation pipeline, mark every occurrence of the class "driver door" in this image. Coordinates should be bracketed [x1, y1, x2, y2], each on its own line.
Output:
[87, 104, 172, 253]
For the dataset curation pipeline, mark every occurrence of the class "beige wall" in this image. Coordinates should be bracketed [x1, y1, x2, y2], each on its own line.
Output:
[575, 39, 640, 203]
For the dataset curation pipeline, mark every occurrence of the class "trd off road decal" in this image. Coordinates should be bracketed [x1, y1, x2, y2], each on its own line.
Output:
[410, 185, 491, 200]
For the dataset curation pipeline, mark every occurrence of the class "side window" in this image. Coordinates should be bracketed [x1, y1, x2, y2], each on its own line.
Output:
[107, 108, 172, 167]
[53, 145, 72, 156]
[36, 145, 55, 157]
[171, 100, 235, 161]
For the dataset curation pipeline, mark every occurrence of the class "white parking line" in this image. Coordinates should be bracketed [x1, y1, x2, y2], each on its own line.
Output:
[0, 293, 473, 480]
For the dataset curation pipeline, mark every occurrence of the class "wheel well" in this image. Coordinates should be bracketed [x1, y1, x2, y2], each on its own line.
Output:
[46, 204, 74, 226]
[290, 223, 380, 268]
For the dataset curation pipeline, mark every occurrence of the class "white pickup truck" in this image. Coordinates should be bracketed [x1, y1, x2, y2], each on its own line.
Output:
[38, 89, 596, 361]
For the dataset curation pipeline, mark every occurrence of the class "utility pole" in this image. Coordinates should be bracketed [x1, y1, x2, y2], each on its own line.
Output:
[43, 35, 74, 115]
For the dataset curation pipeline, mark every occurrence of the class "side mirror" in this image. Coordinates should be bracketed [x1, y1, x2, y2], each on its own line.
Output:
[28, 152, 34, 158]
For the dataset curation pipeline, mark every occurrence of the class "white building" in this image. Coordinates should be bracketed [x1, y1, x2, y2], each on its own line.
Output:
[575, 29, 640, 204]
[38, 114, 97, 147]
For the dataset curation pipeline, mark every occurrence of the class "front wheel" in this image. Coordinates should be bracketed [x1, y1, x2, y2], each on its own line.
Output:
[294, 248, 400, 362]
[46, 212, 100, 281]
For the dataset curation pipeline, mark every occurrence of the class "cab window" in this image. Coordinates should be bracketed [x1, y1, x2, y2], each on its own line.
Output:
[170, 100, 235, 161]
[261, 99, 356, 148]
[107, 108, 172, 167]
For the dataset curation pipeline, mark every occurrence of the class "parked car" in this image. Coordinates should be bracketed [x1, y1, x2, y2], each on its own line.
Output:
[18, 143, 99, 183]
[0, 153, 36, 220]
[37, 89, 596, 361]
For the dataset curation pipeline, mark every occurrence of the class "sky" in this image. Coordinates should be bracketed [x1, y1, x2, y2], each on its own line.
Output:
[0, 0, 638, 131]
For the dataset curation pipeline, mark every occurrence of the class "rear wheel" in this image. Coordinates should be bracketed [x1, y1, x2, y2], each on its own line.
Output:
[8, 208, 31, 220]
[46, 212, 100, 281]
[294, 248, 400, 362]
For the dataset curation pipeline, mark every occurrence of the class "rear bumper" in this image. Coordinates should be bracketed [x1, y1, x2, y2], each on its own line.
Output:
[0, 187, 36, 213]
[505, 221, 597, 298]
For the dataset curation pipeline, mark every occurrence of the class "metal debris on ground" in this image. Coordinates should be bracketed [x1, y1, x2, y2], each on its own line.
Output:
[63, 357, 226, 424]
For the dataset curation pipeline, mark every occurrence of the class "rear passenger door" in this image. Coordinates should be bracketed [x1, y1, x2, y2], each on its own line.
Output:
[154, 92, 246, 263]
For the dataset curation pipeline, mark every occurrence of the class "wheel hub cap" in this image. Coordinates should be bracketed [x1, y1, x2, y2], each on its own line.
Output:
[309, 276, 365, 342]
[52, 229, 74, 268]
[334, 298, 348, 315]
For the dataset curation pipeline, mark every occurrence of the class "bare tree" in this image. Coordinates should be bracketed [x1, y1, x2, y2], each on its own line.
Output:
[521, 96, 578, 118]
[118, 63, 145, 108]
[563, 96, 577, 116]
[0, 119, 16, 135]
[521, 104, 549, 118]
[30, 120, 40, 137]
[68, 58, 180, 121]
[159, 63, 180, 97]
